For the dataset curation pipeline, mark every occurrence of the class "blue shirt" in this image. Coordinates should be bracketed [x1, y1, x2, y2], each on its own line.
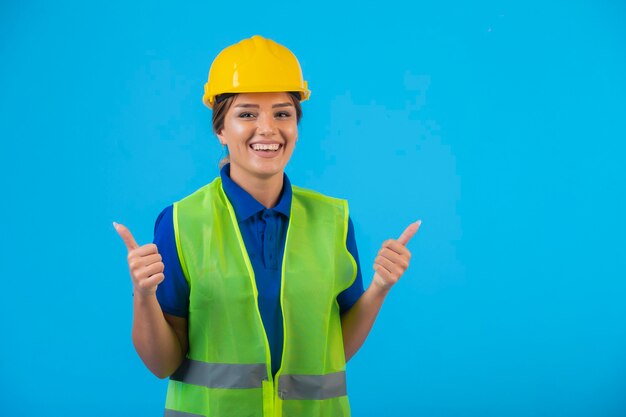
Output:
[154, 164, 364, 375]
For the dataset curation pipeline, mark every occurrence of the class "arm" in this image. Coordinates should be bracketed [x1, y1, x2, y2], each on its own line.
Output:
[115, 222, 188, 379]
[341, 283, 389, 362]
[341, 221, 421, 362]
[132, 293, 188, 379]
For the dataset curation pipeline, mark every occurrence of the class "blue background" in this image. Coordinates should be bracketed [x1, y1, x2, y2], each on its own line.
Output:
[1, 1, 625, 416]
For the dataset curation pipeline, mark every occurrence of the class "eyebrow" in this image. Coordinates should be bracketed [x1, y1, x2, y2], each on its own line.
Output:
[234, 102, 294, 109]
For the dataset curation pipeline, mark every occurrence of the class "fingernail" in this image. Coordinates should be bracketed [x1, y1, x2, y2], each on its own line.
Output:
[113, 221, 119, 228]
[416, 220, 422, 226]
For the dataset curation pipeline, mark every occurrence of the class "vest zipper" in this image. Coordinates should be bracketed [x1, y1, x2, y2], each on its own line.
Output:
[222, 194, 276, 415]
[273, 205, 293, 415]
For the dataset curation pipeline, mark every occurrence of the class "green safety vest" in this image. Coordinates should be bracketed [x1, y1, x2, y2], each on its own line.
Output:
[164, 177, 357, 417]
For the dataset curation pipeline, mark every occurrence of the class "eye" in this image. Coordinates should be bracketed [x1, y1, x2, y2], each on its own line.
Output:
[275, 111, 292, 119]
[238, 112, 257, 119]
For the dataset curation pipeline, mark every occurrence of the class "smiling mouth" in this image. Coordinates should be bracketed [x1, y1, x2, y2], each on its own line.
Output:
[249, 143, 283, 152]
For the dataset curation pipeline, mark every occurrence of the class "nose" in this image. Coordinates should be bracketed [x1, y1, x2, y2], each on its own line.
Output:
[257, 113, 276, 137]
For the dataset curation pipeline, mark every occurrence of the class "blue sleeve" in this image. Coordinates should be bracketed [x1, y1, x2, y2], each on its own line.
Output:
[337, 216, 365, 314]
[153, 205, 190, 318]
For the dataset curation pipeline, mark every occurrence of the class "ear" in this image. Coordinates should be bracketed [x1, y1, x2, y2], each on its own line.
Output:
[216, 130, 226, 145]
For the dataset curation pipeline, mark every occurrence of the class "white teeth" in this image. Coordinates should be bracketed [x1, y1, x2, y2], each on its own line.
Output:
[251, 143, 280, 151]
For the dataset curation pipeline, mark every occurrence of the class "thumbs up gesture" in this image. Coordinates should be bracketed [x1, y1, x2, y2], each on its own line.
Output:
[372, 220, 421, 291]
[114, 222, 165, 297]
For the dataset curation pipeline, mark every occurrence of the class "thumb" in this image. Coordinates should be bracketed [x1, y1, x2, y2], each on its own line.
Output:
[113, 222, 139, 251]
[397, 220, 421, 246]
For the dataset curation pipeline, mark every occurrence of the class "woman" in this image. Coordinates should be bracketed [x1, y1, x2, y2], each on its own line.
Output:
[114, 35, 420, 417]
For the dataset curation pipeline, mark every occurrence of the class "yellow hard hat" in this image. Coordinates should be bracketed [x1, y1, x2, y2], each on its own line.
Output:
[203, 35, 310, 109]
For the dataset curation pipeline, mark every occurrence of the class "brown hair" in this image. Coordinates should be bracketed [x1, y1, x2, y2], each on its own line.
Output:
[212, 92, 303, 169]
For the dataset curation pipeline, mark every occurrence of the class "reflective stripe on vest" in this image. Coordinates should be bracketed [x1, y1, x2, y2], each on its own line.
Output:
[170, 359, 346, 400]
[171, 358, 267, 389]
[170, 358, 347, 400]
[278, 371, 347, 400]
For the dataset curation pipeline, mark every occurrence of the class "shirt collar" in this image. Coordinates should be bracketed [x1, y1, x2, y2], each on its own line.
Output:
[220, 163, 292, 221]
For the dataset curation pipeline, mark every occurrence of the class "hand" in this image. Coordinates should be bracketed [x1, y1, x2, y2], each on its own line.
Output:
[113, 222, 165, 297]
[372, 220, 421, 291]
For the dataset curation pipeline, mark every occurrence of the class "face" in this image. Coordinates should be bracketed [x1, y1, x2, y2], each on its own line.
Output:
[217, 92, 298, 182]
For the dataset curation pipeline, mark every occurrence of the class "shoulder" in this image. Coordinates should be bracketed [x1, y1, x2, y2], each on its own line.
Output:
[291, 185, 352, 229]
[154, 205, 174, 235]
[176, 177, 222, 205]
[292, 185, 348, 208]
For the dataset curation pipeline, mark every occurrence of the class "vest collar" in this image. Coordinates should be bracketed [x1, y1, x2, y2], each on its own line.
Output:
[220, 163, 292, 222]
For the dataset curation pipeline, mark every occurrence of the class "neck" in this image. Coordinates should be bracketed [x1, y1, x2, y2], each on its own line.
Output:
[229, 165, 284, 209]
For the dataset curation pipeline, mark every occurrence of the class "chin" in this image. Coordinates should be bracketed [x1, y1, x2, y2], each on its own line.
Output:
[254, 164, 284, 178]
[243, 160, 284, 177]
